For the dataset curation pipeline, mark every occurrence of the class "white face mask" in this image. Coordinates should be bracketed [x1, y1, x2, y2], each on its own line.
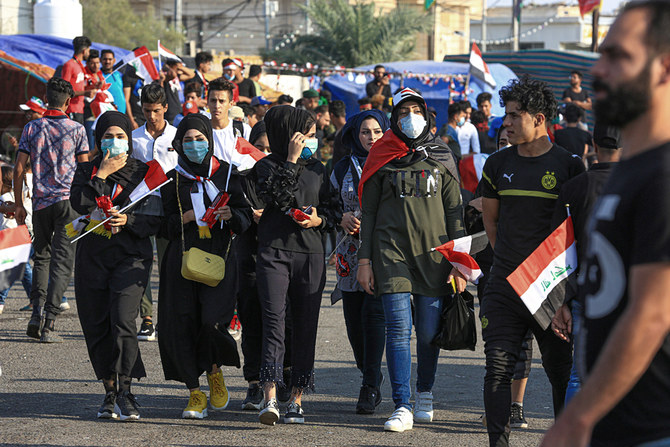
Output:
[399, 113, 426, 139]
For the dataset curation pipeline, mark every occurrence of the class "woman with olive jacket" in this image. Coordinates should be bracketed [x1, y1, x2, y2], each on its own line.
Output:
[157, 113, 252, 420]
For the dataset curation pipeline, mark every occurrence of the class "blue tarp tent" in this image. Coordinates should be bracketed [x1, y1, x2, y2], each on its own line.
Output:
[323, 60, 517, 130]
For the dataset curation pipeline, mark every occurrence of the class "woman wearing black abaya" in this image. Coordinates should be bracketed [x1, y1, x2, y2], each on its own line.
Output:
[71, 111, 162, 422]
[255, 105, 340, 426]
[157, 113, 251, 419]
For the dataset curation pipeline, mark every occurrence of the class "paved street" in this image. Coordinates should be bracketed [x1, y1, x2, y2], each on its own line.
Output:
[0, 265, 553, 446]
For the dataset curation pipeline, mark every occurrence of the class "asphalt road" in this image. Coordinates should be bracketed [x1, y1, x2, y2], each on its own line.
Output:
[0, 265, 554, 446]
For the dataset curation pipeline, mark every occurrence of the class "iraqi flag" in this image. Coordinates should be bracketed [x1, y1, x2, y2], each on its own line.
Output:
[579, 0, 601, 17]
[0, 226, 32, 291]
[459, 153, 489, 194]
[433, 231, 488, 283]
[228, 138, 267, 171]
[128, 160, 169, 202]
[507, 216, 578, 330]
[90, 89, 116, 118]
[157, 40, 182, 64]
[112, 46, 159, 83]
[469, 43, 496, 88]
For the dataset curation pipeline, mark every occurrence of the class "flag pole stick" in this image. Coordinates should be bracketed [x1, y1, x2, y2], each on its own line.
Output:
[70, 178, 173, 244]
[157, 40, 162, 71]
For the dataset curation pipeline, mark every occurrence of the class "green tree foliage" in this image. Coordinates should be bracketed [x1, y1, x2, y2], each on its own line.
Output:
[261, 0, 429, 67]
[82, 0, 184, 51]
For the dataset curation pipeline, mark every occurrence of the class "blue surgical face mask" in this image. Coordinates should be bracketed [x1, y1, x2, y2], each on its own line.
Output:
[101, 138, 128, 158]
[223, 73, 235, 81]
[183, 140, 210, 164]
[458, 116, 466, 127]
[399, 113, 426, 139]
[300, 138, 318, 160]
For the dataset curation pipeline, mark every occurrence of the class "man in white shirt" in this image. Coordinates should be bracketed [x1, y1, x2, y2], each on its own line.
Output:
[457, 99, 481, 156]
[207, 78, 253, 170]
[131, 83, 177, 342]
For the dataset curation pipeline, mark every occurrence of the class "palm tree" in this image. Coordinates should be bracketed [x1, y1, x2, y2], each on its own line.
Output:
[261, 0, 429, 67]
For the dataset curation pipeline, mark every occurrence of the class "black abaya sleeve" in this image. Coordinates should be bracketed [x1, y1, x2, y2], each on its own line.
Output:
[124, 212, 162, 239]
[70, 162, 112, 215]
[158, 170, 183, 241]
[316, 163, 342, 233]
[257, 158, 300, 212]
[225, 174, 253, 236]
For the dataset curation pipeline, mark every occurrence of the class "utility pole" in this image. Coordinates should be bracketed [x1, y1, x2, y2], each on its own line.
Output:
[265, 0, 270, 51]
[512, 0, 520, 51]
[591, 6, 600, 52]
[481, 0, 487, 52]
[305, 0, 311, 34]
[174, 0, 182, 33]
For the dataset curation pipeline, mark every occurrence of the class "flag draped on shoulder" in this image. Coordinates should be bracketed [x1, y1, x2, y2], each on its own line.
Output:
[0, 226, 32, 291]
[507, 216, 578, 329]
[469, 43, 496, 88]
[433, 231, 488, 283]
[228, 138, 267, 171]
[112, 46, 159, 83]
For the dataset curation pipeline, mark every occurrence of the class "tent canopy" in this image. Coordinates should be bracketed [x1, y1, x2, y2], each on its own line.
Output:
[323, 60, 517, 130]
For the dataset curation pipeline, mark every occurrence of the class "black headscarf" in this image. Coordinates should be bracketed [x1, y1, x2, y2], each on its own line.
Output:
[264, 105, 314, 163]
[341, 109, 391, 161]
[248, 120, 266, 146]
[390, 91, 431, 150]
[94, 111, 146, 192]
[172, 113, 215, 178]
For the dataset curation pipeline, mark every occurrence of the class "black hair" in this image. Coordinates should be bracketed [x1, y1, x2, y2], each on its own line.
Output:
[207, 77, 235, 101]
[622, 0, 670, 55]
[499, 75, 558, 122]
[221, 57, 234, 69]
[564, 103, 582, 123]
[1, 165, 13, 190]
[249, 65, 262, 78]
[329, 100, 346, 118]
[374, 65, 385, 71]
[448, 102, 462, 120]
[476, 92, 492, 106]
[87, 49, 100, 62]
[72, 36, 91, 54]
[239, 103, 254, 117]
[570, 70, 583, 79]
[459, 100, 472, 110]
[46, 77, 74, 108]
[320, 89, 332, 102]
[471, 110, 487, 125]
[184, 81, 202, 96]
[141, 83, 167, 106]
[358, 97, 372, 105]
[314, 104, 329, 115]
[277, 94, 293, 105]
[101, 49, 114, 58]
[195, 51, 213, 67]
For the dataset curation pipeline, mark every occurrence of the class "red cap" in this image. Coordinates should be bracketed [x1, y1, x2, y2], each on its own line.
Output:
[19, 97, 47, 115]
[182, 100, 198, 116]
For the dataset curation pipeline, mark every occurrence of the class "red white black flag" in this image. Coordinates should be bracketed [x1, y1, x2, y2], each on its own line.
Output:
[433, 231, 488, 283]
[507, 216, 578, 329]
[112, 46, 159, 83]
[0, 226, 31, 291]
[469, 43, 496, 88]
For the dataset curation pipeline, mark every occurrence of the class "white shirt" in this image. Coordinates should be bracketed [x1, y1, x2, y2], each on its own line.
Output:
[457, 121, 481, 156]
[131, 122, 179, 173]
[0, 191, 31, 232]
[212, 120, 251, 165]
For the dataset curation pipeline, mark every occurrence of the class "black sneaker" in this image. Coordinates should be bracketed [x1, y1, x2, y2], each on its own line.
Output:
[259, 397, 280, 426]
[114, 390, 140, 421]
[40, 327, 63, 343]
[510, 403, 528, 429]
[97, 391, 118, 419]
[242, 383, 263, 411]
[356, 385, 380, 414]
[284, 401, 304, 424]
[137, 319, 156, 341]
[26, 315, 42, 339]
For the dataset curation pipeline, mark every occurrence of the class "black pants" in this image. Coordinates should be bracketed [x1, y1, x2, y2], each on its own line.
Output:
[31, 200, 78, 320]
[256, 246, 325, 390]
[75, 248, 149, 380]
[481, 274, 572, 447]
[341, 290, 385, 388]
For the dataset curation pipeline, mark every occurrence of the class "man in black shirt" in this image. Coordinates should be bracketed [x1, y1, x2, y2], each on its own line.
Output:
[480, 76, 584, 447]
[365, 65, 392, 102]
[554, 103, 592, 158]
[122, 66, 145, 129]
[562, 70, 592, 113]
[541, 2, 670, 446]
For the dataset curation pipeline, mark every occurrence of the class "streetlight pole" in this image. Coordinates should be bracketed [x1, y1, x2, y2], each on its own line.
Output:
[482, 0, 487, 52]
[265, 0, 270, 51]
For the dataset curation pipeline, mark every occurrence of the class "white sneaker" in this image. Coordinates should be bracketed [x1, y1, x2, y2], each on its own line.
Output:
[414, 390, 434, 422]
[59, 300, 70, 311]
[384, 407, 414, 432]
[0, 304, 4, 314]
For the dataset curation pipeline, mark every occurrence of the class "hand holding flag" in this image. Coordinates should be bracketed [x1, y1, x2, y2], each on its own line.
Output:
[432, 231, 489, 283]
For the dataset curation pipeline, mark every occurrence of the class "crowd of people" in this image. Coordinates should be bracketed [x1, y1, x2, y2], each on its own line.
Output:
[2, 1, 670, 446]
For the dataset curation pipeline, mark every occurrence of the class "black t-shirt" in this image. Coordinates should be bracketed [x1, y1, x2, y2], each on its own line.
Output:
[554, 127, 592, 157]
[562, 87, 589, 104]
[161, 81, 180, 124]
[578, 144, 670, 446]
[122, 68, 146, 126]
[237, 78, 256, 103]
[480, 144, 585, 277]
[365, 80, 392, 100]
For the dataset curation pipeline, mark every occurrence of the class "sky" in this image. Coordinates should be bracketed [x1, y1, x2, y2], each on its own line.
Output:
[489, 0, 625, 15]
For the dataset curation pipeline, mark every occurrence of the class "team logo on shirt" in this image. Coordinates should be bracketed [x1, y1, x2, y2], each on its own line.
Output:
[541, 171, 557, 190]
[480, 316, 488, 329]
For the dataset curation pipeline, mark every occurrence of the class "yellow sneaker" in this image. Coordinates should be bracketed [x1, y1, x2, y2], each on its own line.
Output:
[207, 370, 230, 410]
[182, 389, 208, 419]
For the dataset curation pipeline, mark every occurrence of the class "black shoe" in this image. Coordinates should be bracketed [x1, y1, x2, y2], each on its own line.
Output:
[26, 315, 42, 339]
[284, 401, 304, 424]
[114, 390, 140, 421]
[277, 383, 291, 403]
[39, 327, 63, 343]
[137, 319, 156, 341]
[356, 385, 380, 414]
[242, 383, 263, 410]
[97, 391, 118, 419]
[510, 403, 528, 429]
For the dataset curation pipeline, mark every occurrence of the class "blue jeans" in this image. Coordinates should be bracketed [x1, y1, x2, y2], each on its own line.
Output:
[564, 300, 582, 405]
[381, 292, 443, 410]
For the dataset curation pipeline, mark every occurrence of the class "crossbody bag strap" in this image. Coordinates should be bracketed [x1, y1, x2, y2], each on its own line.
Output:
[175, 174, 186, 254]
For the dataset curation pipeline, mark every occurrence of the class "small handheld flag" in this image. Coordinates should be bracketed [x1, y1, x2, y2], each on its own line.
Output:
[0, 226, 32, 291]
[432, 231, 489, 283]
[469, 43, 497, 88]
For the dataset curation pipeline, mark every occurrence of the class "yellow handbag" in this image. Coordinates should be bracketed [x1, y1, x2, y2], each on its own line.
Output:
[176, 175, 228, 287]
